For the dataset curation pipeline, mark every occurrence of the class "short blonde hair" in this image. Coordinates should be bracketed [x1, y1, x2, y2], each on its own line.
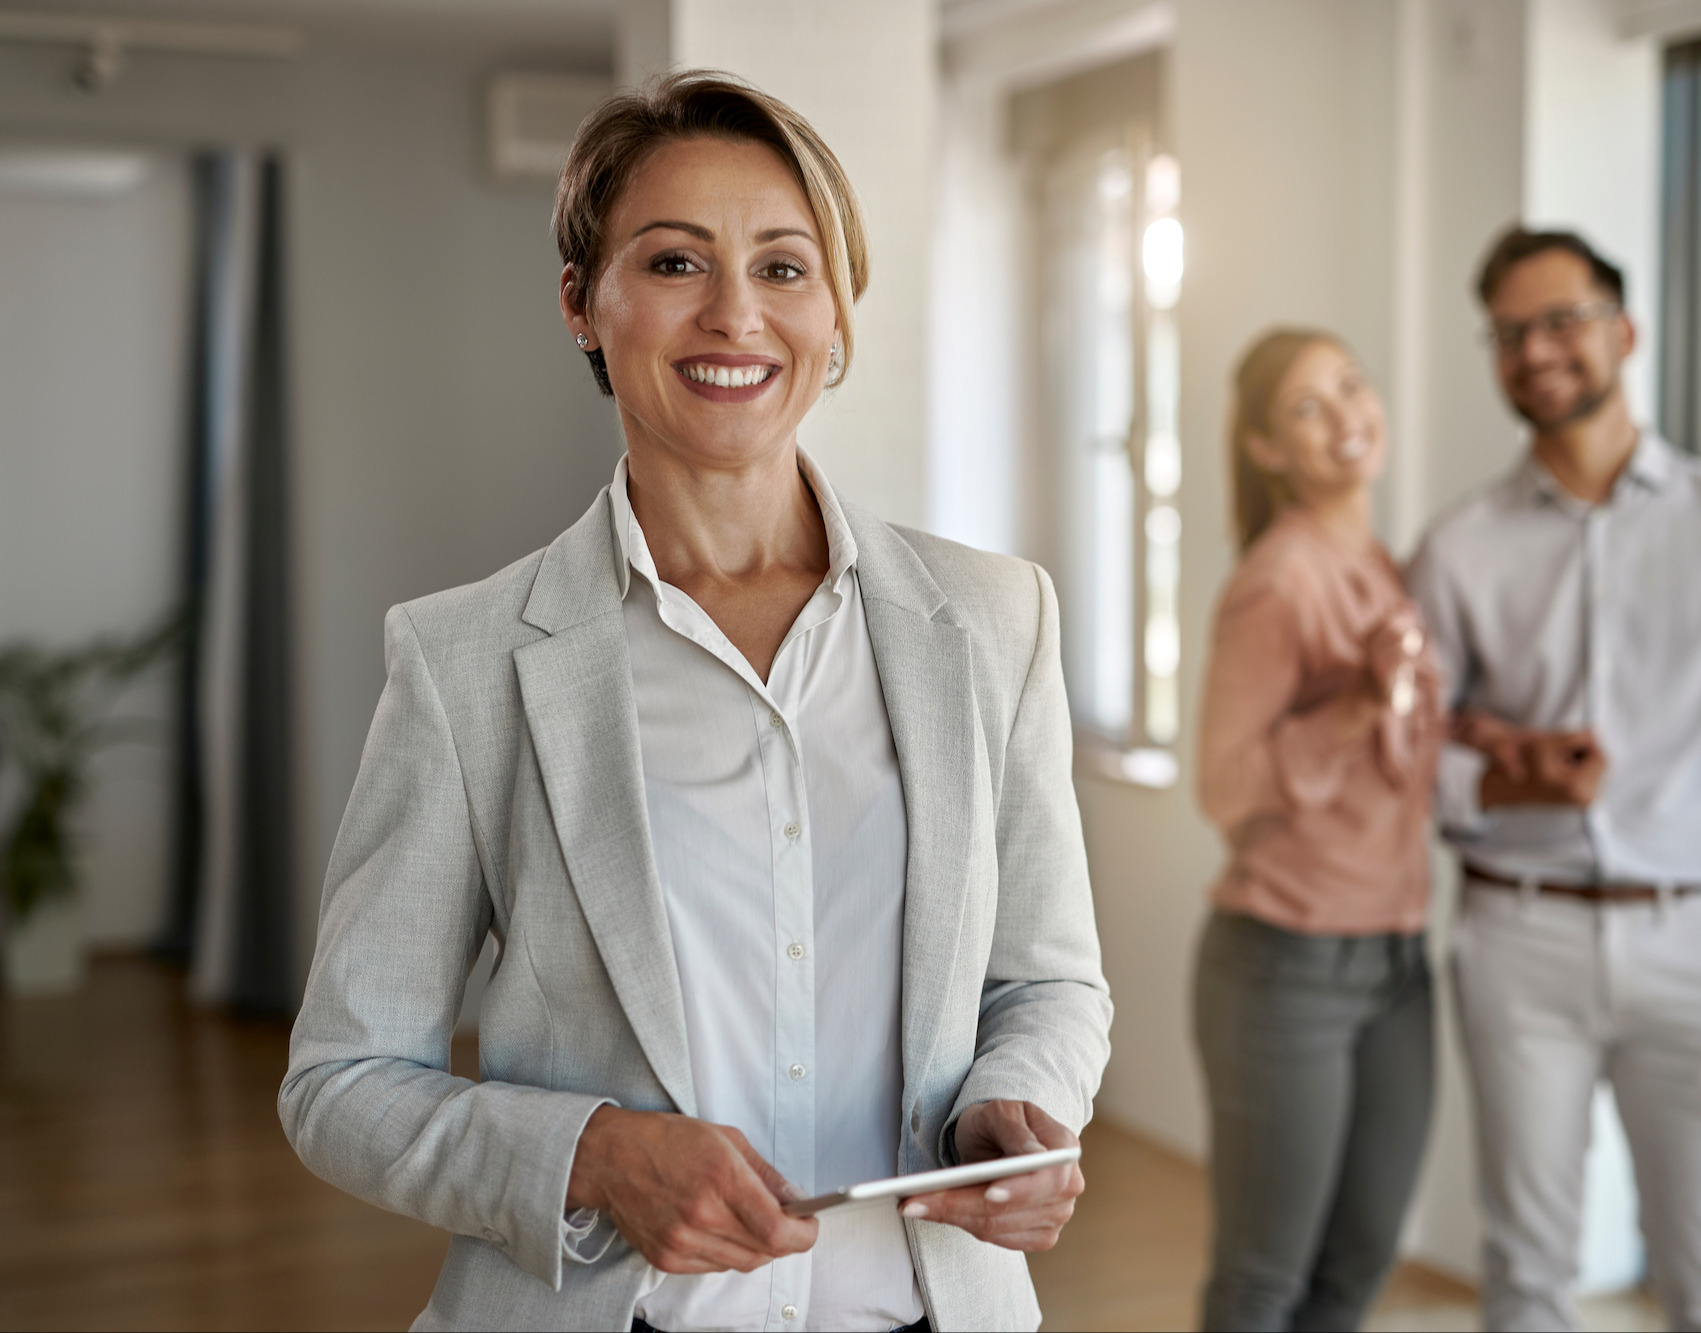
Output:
[553, 70, 870, 394]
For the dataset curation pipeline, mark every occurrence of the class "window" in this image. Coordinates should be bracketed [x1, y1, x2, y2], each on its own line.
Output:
[1141, 156, 1183, 746]
[1038, 136, 1183, 755]
[1661, 37, 1701, 454]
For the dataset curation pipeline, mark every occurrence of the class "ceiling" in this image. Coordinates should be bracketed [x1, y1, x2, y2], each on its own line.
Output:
[0, 0, 616, 55]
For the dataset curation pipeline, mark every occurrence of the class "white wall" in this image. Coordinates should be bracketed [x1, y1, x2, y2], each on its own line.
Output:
[928, 71, 1025, 555]
[0, 154, 191, 948]
[1526, 0, 1662, 419]
[928, 2, 1177, 559]
[1410, 0, 1531, 533]
[0, 33, 626, 985]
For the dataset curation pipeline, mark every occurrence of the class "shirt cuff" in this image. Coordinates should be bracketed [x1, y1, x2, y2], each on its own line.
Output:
[561, 1208, 617, 1265]
[1436, 741, 1491, 837]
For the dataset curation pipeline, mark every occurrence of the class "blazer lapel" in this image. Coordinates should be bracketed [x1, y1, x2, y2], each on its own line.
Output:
[848, 507, 979, 1096]
[514, 494, 697, 1117]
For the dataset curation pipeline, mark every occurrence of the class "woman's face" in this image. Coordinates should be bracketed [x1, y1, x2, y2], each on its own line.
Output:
[1248, 340, 1387, 505]
[562, 135, 839, 470]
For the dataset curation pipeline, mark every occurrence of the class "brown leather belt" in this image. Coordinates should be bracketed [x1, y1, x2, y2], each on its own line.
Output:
[1465, 866, 1700, 903]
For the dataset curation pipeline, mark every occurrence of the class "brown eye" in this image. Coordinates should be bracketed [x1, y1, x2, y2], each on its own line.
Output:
[761, 260, 804, 282]
[651, 252, 700, 276]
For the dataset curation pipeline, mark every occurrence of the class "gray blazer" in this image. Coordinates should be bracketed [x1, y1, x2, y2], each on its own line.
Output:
[279, 490, 1112, 1332]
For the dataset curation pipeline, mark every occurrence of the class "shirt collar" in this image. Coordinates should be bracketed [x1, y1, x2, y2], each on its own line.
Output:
[1624, 430, 1677, 490]
[1514, 428, 1676, 513]
[607, 446, 860, 601]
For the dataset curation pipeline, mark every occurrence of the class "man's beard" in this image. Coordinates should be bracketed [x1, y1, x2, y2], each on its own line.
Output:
[1510, 363, 1618, 431]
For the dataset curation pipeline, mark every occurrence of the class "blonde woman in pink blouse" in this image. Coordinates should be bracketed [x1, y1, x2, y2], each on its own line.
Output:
[1192, 329, 1444, 1332]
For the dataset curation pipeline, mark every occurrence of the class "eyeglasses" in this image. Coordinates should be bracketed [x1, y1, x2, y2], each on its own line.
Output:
[1484, 302, 1620, 353]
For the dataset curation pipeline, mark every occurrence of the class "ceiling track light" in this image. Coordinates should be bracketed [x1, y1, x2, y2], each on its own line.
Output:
[71, 29, 125, 93]
[0, 11, 304, 93]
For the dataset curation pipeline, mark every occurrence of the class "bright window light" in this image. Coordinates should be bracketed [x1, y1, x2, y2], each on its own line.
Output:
[1040, 139, 1183, 753]
[1145, 153, 1181, 216]
[1145, 613, 1180, 679]
[1142, 216, 1184, 309]
[1145, 503, 1182, 547]
[1145, 431, 1181, 498]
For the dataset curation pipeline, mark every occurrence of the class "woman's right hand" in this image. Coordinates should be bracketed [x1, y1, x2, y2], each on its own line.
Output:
[566, 1106, 819, 1273]
[1365, 611, 1425, 711]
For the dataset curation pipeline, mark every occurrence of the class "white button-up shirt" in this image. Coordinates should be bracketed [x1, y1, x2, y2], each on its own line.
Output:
[1408, 432, 1701, 885]
[606, 451, 925, 1332]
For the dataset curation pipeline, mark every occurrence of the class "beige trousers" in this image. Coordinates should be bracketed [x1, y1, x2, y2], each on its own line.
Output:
[1452, 881, 1701, 1332]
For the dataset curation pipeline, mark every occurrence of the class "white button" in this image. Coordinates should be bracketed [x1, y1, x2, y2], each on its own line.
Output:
[769, 710, 784, 727]
[789, 1062, 806, 1081]
[787, 941, 806, 961]
[781, 1305, 798, 1321]
[784, 821, 801, 840]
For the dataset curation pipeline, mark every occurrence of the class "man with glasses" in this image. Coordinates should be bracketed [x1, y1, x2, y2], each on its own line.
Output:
[1408, 227, 1701, 1331]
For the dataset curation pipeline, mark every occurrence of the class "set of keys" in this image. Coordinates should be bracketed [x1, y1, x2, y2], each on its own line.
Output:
[1388, 626, 1425, 718]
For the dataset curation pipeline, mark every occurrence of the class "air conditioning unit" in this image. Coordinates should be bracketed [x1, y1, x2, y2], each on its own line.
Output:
[487, 72, 612, 181]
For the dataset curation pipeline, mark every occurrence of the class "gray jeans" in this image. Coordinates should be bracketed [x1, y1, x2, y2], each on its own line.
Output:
[1192, 910, 1435, 1332]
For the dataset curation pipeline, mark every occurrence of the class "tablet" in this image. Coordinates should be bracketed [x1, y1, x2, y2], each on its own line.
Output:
[781, 1146, 1081, 1217]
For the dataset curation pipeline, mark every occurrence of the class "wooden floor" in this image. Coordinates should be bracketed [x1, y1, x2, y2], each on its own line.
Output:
[0, 956, 1659, 1331]
[0, 955, 472, 1331]
[1025, 1119, 1483, 1332]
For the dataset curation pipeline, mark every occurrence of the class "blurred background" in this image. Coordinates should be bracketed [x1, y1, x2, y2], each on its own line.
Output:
[0, 0, 1695, 1327]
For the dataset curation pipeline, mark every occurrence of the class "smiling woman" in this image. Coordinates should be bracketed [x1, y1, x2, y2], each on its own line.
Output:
[1192, 331, 1445, 1331]
[553, 75, 866, 399]
[279, 71, 1112, 1333]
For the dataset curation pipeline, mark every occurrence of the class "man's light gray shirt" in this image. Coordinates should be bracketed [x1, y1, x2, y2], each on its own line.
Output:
[1407, 432, 1701, 884]
[607, 453, 923, 1332]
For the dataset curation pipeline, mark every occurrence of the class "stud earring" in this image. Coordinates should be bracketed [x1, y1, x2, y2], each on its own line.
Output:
[575, 332, 590, 349]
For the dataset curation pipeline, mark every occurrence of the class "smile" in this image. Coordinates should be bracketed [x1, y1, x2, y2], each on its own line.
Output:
[672, 358, 782, 403]
[678, 362, 775, 388]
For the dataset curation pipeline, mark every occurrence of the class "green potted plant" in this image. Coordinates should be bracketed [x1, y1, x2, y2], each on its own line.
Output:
[0, 616, 182, 996]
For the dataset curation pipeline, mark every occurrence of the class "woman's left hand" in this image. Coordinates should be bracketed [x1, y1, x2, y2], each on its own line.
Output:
[897, 1100, 1084, 1251]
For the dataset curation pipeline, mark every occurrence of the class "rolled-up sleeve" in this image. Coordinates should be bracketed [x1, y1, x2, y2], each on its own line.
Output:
[278, 605, 611, 1291]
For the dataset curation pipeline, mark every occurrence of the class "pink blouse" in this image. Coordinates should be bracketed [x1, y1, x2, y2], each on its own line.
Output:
[1197, 508, 1443, 936]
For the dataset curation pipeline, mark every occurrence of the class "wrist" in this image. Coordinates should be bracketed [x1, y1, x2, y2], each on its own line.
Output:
[566, 1104, 624, 1212]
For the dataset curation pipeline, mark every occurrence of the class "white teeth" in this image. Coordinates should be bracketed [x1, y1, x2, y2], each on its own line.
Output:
[680, 363, 771, 387]
[1334, 435, 1369, 461]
